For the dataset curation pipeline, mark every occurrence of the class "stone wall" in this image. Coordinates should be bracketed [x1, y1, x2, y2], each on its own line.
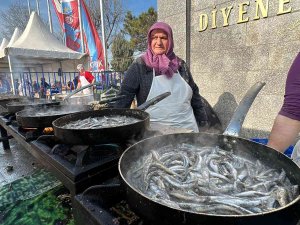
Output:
[158, 0, 300, 138]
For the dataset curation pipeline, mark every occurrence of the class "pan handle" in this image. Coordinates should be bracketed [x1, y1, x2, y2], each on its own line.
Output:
[63, 82, 102, 102]
[223, 81, 266, 137]
[137, 91, 171, 111]
[98, 95, 126, 104]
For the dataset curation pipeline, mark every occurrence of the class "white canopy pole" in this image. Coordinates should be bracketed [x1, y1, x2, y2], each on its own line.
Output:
[77, 0, 85, 53]
[100, 0, 107, 69]
[36, 0, 40, 15]
[46, 0, 53, 33]
[27, 0, 31, 16]
[7, 55, 15, 95]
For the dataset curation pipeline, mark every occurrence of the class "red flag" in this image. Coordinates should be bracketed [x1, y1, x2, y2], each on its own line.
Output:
[51, 0, 105, 71]
[81, 0, 105, 71]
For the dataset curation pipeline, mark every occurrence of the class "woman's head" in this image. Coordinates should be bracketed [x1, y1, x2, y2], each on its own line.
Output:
[147, 22, 174, 56]
[77, 64, 84, 72]
[142, 21, 180, 77]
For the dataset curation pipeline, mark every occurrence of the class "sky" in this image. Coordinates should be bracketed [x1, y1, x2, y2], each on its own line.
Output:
[0, 0, 157, 15]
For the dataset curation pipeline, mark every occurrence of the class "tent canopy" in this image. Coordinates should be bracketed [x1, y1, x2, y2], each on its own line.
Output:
[0, 28, 21, 59]
[0, 38, 9, 67]
[5, 11, 86, 61]
[0, 38, 8, 51]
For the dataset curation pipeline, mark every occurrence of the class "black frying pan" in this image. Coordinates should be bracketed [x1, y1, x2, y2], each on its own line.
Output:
[119, 134, 300, 225]
[16, 104, 91, 128]
[6, 99, 60, 114]
[118, 82, 300, 225]
[0, 95, 28, 108]
[52, 92, 171, 145]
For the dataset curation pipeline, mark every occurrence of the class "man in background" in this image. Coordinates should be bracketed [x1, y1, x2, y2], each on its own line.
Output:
[40, 77, 50, 98]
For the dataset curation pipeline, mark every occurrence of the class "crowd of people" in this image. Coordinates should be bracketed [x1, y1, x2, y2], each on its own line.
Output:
[14, 70, 93, 98]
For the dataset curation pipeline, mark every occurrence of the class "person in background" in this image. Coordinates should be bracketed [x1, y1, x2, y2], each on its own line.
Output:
[114, 22, 209, 132]
[268, 53, 300, 162]
[76, 64, 95, 95]
[32, 80, 40, 98]
[67, 81, 75, 91]
[73, 76, 79, 89]
[18, 79, 31, 96]
[14, 79, 19, 95]
[33, 81, 40, 92]
[18, 81, 24, 96]
[0, 79, 8, 94]
[1, 78, 10, 93]
[40, 77, 50, 98]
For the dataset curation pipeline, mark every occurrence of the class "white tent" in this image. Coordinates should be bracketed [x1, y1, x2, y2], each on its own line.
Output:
[0, 38, 8, 51]
[6, 11, 86, 60]
[3, 11, 87, 93]
[7, 27, 21, 47]
[0, 27, 21, 59]
[0, 38, 9, 69]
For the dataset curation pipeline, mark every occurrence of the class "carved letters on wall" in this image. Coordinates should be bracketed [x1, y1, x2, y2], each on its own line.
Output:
[199, 0, 293, 32]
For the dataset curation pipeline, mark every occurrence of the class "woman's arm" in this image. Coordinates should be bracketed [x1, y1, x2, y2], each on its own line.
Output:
[114, 60, 141, 108]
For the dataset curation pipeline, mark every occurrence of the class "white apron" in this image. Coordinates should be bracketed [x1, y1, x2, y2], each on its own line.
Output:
[145, 69, 199, 132]
[79, 75, 92, 95]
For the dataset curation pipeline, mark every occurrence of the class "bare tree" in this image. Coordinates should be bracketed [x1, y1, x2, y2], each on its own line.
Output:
[0, 0, 29, 40]
[85, 0, 124, 49]
[0, 0, 55, 41]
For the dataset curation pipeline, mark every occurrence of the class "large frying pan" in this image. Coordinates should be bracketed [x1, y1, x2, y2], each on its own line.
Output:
[118, 82, 300, 225]
[0, 95, 28, 108]
[15, 104, 91, 128]
[6, 99, 60, 114]
[52, 92, 171, 145]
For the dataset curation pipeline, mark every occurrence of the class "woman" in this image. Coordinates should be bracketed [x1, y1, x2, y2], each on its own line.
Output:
[114, 22, 209, 132]
[76, 64, 95, 95]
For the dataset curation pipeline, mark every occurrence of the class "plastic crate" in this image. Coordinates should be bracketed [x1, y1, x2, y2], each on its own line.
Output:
[250, 138, 293, 158]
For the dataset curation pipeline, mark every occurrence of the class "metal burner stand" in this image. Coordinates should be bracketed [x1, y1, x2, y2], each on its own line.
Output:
[31, 135, 121, 195]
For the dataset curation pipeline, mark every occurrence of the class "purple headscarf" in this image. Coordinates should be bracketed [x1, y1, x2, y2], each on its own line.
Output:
[141, 22, 180, 78]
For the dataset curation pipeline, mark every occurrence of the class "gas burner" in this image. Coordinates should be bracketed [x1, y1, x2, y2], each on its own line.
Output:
[17, 127, 45, 142]
[74, 177, 300, 225]
[0, 113, 15, 125]
[30, 135, 122, 194]
[73, 177, 154, 225]
[51, 143, 120, 167]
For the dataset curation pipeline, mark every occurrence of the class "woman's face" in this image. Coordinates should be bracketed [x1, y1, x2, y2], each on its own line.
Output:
[150, 29, 169, 55]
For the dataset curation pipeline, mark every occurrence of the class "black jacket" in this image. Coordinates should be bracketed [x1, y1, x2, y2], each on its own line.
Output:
[114, 57, 211, 128]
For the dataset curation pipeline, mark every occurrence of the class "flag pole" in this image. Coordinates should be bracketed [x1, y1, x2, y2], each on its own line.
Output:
[36, 0, 40, 15]
[99, 0, 107, 69]
[27, 0, 31, 16]
[46, 0, 53, 33]
[77, 0, 85, 53]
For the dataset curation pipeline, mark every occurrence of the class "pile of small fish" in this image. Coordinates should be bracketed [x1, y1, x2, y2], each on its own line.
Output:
[61, 115, 141, 129]
[128, 143, 299, 215]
